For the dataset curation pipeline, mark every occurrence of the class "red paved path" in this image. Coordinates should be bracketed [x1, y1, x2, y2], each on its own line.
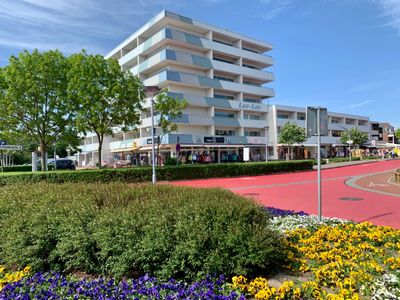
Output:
[172, 160, 400, 229]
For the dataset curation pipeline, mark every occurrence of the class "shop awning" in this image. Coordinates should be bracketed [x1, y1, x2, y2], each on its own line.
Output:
[110, 147, 140, 153]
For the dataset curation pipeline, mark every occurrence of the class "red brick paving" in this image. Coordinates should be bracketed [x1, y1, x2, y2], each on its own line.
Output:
[172, 160, 400, 229]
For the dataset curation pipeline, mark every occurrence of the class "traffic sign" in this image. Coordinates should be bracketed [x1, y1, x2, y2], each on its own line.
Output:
[0, 140, 6, 146]
[0, 145, 22, 151]
[306, 107, 328, 137]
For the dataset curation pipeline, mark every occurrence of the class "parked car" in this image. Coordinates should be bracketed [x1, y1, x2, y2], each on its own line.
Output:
[37, 158, 76, 171]
[48, 159, 76, 170]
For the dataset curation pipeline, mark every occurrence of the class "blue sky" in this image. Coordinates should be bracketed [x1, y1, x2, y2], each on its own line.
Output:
[0, 0, 399, 127]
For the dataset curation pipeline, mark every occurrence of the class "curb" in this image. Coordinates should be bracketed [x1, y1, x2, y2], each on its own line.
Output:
[313, 159, 383, 170]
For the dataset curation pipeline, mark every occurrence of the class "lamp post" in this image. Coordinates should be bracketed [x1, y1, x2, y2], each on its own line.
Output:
[144, 86, 161, 184]
[264, 126, 269, 162]
[347, 140, 353, 162]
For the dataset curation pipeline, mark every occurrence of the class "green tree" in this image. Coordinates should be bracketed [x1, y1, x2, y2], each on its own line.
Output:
[278, 122, 307, 160]
[395, 128, 400, 142]
[340, 127, 369, 148]
[153, 90, 188, 162]
[67, 51, 144, 167]
[0, 50, 74, 171]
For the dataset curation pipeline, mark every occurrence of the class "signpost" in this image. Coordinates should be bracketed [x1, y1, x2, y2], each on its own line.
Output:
[243, 147, 250, 162]
[306, 107, 328, 221]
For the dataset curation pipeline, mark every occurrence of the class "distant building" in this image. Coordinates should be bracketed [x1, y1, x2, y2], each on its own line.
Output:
[370, 121, 396, 147]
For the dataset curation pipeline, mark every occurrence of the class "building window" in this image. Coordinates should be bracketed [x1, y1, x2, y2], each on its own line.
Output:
[214, 75, 234, 82]
[297, 114, 306, 121]
[345, 119, 355, 125]
[242, 47, 259, 53]
[331, 130, 342, 137]
[242, 63, 258, 69]
[372, 123, 380, 130]
[215, 111, 235, 118]
[215, 129, 235, 136]
[213, 57, 234, 64]
[213, 39, 233, 47]
[245, 131, 261, 136]
[277, 114, 289, 119]
[243, 113, 261, 120]
[214, 93, 234, 100]
[331, 118, 340, 124]
[243, 81, 260, 87]
[243, 98, 260, 103]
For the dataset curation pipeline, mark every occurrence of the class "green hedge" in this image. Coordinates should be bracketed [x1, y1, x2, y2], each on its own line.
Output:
[0, 182, 285, 280]
[0, 160, 313, 185]
[1, 165, 32, 172]
[326, 157, 361, 163]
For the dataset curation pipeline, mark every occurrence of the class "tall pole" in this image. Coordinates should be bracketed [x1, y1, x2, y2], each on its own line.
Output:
[144, 85, 161, 184]
[349, 143, 352, 162]
[317, 107, 322, 221]
[265, 126, 269, 162]
[151, 96, 156, 184]
[54, 142, 57, 171]
[0, 149, 3, 173]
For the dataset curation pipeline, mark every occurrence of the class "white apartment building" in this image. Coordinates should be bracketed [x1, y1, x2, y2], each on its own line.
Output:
[78, 10, 274, 166]
[269, 105, 371, 160]
[77, 10, 377, 166]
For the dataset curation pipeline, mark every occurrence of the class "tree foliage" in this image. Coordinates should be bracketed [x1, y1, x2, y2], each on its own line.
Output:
[0, 50, 76, 170]
[154, 90, 188, 135]
[278, 123, 306, 160]
[67, 51, 144, 167]
[395, 128, 400, 141]
[152, 90, 188, 162]
[340, 127, 369, 147]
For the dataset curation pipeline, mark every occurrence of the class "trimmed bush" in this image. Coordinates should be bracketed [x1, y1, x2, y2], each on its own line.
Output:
[327, 157, 361, 163]
[2, 165, 32, 172]
[0, 183, 285, 280]
[0, 160, 313, 185]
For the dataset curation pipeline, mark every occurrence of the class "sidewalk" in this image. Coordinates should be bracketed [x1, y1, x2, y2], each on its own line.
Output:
[313, 159, 384, 170]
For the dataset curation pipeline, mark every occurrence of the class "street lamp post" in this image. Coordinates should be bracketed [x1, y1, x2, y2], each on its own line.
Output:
[264, 126, 269, 162]
[347, 140, 353, 162]
[144, 86, 161, 184]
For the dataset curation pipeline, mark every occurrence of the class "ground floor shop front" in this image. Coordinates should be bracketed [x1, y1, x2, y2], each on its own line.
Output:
[77, 144, 273, 167]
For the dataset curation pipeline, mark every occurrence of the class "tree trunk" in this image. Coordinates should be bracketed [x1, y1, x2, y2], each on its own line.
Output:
[40, 143, 47, 171]
[97, 134, 103, 169]
[156, 135, 160, 166]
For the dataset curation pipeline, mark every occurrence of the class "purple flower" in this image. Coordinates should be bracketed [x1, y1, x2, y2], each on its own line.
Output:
[264, 206, 308, 217]
[0, 272, 244, 299]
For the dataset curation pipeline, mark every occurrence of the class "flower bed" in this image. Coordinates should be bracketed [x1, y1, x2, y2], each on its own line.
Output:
[0, 265, 30, 291]
[2, 206, 400, 299]
[233, 210, 400, 300]
[0, 273, 245, 299]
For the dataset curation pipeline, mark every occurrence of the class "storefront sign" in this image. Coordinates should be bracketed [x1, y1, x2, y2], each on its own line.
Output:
[204, 137, 225, 143]
[238, 102, 262, 110]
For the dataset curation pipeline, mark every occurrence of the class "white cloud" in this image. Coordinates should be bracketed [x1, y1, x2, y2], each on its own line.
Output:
[341, 100, 374, 110]
[349, 81, 384, 93]
[259, 0, 292, 20]
[373, 0, 400, 34]
[0, 0, 215, 57]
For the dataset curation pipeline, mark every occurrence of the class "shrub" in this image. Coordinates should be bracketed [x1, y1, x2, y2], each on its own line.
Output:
[0, 160, 313, 185]
[164, 157, 180, 165]
[1, 165, 32, 172]
[0, 183, 285, 280]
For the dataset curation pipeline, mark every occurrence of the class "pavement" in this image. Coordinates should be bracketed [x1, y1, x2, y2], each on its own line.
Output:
[171, 159, 400, 229]
[314, 158, 383, 170]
